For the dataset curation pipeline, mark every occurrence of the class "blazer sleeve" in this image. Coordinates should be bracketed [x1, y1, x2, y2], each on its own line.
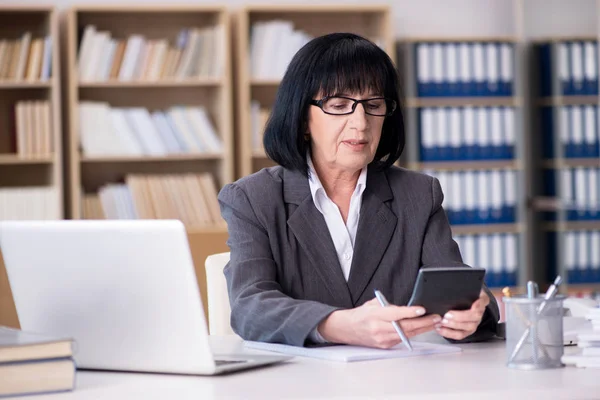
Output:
[218, 183, 340, 346]
[420, 177, 500, 343]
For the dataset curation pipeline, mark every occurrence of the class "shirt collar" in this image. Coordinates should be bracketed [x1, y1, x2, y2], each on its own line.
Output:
[307, 155, 368, 213]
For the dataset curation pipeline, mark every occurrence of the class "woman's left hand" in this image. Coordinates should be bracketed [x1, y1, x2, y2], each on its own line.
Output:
[435, 290, 489, 341]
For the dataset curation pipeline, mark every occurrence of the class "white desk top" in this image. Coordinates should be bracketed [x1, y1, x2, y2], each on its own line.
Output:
[25, 335, 600, 400]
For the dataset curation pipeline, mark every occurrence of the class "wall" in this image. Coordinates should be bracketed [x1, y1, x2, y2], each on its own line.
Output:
[12, 0, 598, 39]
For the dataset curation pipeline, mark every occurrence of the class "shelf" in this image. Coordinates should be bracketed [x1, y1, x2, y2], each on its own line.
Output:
[451, 223, 522, 235]
[81, 154, 223, 163]
[402, 36, 518, 43]
[250, 79, 281, 87]
[543, 221, 600, 232]
[538, 96, 598, 107]
[244, 4, 390, 13]
[415, 160, 520, 171]
[542, 159, 600, 169]
[0, 81, 52, 89]
[565, 283, 600, 293]
[78, 78, 223, 88]
[0, 155, 54, 165]
[406, 97, 519, 108]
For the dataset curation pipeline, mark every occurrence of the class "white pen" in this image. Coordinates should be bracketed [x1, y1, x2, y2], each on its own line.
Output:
[374, 290, 413, 351]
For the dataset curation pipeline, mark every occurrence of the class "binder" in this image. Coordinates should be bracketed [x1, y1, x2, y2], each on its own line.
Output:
[500, 43, 513, 96]
[574, 167, 587, 221]
[490, 107, 503, 159]
[584, 41, 598, 95]
[446, 43, 459, 96]
[503, 107, 515, 159]
[432, 42, 444, 96]
[477, 108, 491, 159]
[486, 43, 499, 96]
[416, 43, 432, 96]
[477, 170, 490, 224]
[450, 171, 462, 224]
[571, 106, 584, 158]
[571, 42, 584, 95]
[463, 107, 476, 160]
[489, 234, 503, 287]
[419, 108, 436, 161]
[504, 169, 517, 223]
[458, 43, 472, 96]
[490, 170, 503, 223]
[449, 108, 462, 160]
[584, 106, 597, 158]
[472, 43, 485, 96]
[478, 235, 491, 286]
[464, 171, 477, 224]
[504, 233, 518, 287]
[565, 232, 577, 283]
[591, 231, 600, 282]
[558, 42, 571, 95]
[437, 108, 449, 160]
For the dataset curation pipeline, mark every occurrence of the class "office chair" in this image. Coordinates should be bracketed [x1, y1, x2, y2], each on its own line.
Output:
[204, 252, 236, 336]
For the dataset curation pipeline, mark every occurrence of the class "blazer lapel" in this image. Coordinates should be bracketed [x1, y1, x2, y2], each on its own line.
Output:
[347, 167, 398, 305]
[284, 169, 353, 307]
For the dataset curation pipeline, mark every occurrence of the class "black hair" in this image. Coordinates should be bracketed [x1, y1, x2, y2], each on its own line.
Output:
[263, 32, 405, 176]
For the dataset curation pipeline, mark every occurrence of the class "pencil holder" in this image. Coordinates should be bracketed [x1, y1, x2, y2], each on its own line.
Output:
[503, 295, 566, 370]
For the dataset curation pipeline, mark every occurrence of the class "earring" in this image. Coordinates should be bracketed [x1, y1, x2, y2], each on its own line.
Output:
[304, 133, 310, 141]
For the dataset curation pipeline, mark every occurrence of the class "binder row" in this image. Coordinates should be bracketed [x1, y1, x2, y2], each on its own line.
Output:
[538, 41, 599, 97]
[563, 230, 600, 283]
[415, 42, 514, 97]
[545, 167, 600, 221]
[542, 105, 600, 159]
[419, 107, 515, 161]
[427, 169, 517, 225]
[454, 233, 519, 288]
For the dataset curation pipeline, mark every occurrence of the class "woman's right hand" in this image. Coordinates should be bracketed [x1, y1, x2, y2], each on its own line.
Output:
[317, 298, 441, 349]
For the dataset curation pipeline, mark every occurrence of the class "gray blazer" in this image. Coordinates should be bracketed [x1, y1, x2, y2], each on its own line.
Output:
[218, 165, 499, 347]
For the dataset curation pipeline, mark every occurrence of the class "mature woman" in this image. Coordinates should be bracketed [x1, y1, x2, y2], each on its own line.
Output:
[218, 33, 499, 348]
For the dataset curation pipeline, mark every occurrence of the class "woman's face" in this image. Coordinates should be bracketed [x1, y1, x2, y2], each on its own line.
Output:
[307, 91, 385, 174]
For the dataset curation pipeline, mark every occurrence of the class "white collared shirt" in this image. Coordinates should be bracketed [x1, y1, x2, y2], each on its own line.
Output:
[307, 157, 368, 281]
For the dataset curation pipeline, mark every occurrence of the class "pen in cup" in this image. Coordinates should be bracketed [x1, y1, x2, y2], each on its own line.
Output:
[374, 289, 413, 351]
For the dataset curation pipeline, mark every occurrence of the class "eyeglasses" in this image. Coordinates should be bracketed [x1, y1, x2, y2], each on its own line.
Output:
[310, 96, 397, 117]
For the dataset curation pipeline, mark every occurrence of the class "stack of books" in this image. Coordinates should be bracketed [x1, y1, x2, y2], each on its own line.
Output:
[0, 326, 75, 397]
[563, 308, 600, 368]
[0, 32, 52, 81]
[77, 25, 224, 82]
[78, 102, 222, 157]
[82, 172, 223, 228]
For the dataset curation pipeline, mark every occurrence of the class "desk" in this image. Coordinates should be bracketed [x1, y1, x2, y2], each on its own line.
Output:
[24, 335, 600, 400]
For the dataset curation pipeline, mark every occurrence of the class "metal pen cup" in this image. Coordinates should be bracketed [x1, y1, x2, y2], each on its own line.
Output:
[503, 294, 566, 370]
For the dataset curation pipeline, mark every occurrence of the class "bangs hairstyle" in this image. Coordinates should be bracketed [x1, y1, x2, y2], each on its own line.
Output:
[263, 32, 405, 176]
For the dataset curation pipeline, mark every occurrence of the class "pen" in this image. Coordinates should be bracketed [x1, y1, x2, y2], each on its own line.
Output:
[374, 290, 413, 351]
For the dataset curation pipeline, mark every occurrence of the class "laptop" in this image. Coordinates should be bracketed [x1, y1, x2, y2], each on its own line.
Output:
[0, 220, 291, 375]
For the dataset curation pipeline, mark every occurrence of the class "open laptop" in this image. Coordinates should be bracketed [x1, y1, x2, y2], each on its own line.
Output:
[0, 220, 290, 375]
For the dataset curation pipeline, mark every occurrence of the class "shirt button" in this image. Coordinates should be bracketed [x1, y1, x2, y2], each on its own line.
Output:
[344, 253, 351, 260]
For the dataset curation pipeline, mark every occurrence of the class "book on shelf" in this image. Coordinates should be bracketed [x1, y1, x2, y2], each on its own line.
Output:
[82, 172, 223, 228]
[561, 231, 600, 284]
[0, 187, 60, 220]
[77, 24, 224, 82]
[414, 41, 514, 97]
[78, 101, 222, 157]
[0, 326, 75, 397]
[0, 33, 52, 82]
[541, 105, 600, 159]
[419, 106, 515, 161]
[13, 100, 53, 157]
[454, 233, 518, 288]
[537, 40, 598, 97]
[250, 20, 312, 80]
[543, 167, 600, 221]
[424, 169, 517, 225]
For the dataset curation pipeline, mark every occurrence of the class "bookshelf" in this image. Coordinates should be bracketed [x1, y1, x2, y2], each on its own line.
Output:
[235, 5, 394, 178]
[398, 35, 531, 290]
[532, 35, 600, 291]
[0, 6, 62, 220]
[65, 5, 234, 223]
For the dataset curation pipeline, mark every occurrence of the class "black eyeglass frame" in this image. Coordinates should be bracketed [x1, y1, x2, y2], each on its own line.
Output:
[309, 96, 397, 117]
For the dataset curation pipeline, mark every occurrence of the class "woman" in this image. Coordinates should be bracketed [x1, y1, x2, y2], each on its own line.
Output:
[218, 32, 499, 348]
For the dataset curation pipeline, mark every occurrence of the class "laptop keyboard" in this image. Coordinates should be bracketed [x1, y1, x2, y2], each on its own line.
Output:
[215, 359, 248, 366]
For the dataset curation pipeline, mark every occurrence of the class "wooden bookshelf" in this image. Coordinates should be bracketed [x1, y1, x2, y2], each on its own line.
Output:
[65, 5, 233, 223]
[236, 5, 394, 178]
[0, 6, 63, 219]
